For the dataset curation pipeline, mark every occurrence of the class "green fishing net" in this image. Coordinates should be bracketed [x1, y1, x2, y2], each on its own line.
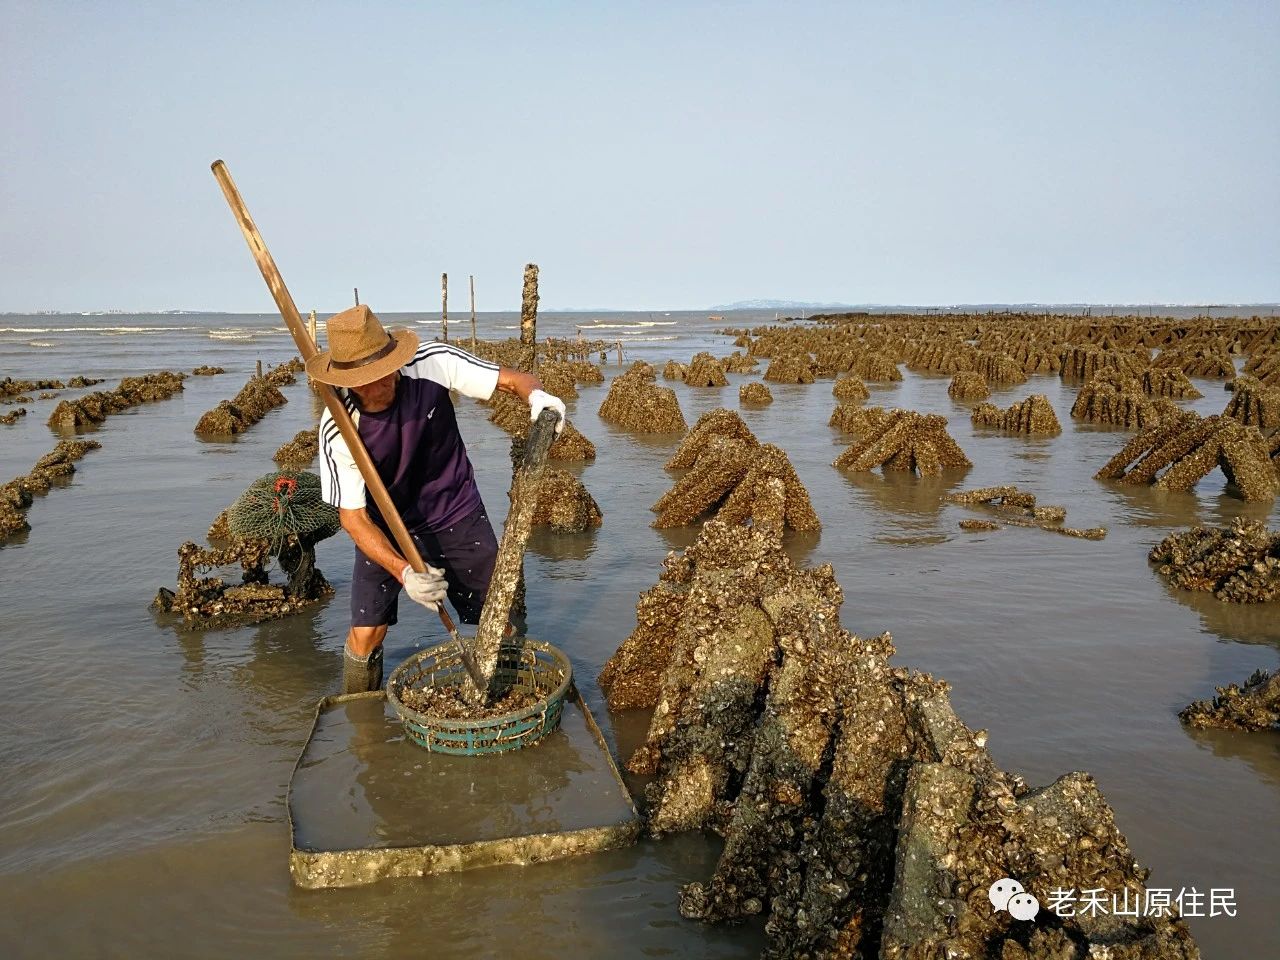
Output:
[227, 470, 340, 551]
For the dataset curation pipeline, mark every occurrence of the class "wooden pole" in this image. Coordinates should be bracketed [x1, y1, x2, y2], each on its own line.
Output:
[210, 160, 482, 692]
[256, 359, 263, 378]
[519, 263, 538, 373]
[354, 286, 359, 306]
[469, 274, 477, 353]
[307, 309, 318, 347]
[441, 272, 448, 342]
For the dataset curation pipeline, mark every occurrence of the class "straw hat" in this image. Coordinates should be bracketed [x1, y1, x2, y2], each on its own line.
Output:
[305, 305, 419, 387]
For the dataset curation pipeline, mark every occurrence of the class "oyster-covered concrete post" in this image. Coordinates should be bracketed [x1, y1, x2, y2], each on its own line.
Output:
[470, 409, 560, 704]
[519, 263, 539, 373]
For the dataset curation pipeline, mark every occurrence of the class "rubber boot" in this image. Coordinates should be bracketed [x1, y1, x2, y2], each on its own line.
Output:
[343, 645, 384, 694]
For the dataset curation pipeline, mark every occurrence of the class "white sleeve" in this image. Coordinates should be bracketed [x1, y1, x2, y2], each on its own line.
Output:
[403, 342, 501, 400]
[318, 409, 367, 510]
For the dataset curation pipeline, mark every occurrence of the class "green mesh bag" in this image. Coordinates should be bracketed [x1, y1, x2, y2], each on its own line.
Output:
[227, 470, 340, 551]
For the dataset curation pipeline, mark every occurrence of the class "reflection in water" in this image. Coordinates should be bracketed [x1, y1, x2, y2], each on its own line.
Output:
[839, 466, 972, 519]
[1183, 726, 1280, 789]
[1156, 577, 1280, 649]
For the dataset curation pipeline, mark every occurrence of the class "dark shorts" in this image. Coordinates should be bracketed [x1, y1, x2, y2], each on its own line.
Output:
[350, 502, 498, 628]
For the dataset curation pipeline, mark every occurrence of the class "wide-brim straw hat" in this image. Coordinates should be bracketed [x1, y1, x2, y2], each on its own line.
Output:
[305, 305, 419, 388]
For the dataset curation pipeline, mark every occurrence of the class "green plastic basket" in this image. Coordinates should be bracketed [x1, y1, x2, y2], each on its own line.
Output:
[386, 637, 572, 756]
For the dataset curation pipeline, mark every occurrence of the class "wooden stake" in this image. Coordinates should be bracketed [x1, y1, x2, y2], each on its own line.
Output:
[307, 309, 318, 347]
[441, 272, 449, 342]
[256, 359, 263, 378]
[353, 286, 359, 306]
[210, 160, 483, 693]
[469, 274, 477, 353]
[519, 263, 538, 373]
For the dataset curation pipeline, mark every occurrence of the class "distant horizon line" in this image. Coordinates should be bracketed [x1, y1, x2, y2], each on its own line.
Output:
[5, 300, 1279, 316]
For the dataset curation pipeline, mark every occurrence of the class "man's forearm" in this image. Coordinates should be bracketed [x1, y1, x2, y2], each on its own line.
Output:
[496, 367, 542, 402]
[340, 508, 408, 582]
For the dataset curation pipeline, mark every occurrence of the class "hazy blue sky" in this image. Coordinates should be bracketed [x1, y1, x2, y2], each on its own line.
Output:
[2, 1, 1276, 312]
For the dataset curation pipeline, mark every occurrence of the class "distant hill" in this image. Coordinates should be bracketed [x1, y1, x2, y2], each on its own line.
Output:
[709, 299, 862, 311]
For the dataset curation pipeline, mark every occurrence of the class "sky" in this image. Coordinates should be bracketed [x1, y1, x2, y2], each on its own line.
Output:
[1, 1, 1277, 312]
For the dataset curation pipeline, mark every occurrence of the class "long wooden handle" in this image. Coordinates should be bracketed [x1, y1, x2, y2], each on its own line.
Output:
[209, 160, 466, 644]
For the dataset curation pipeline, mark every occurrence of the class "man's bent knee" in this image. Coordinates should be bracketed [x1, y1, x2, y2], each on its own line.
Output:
[347, 625, 388, 658]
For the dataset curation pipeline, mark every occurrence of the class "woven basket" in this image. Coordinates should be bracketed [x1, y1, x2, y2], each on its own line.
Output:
[386, 638, 572, 756]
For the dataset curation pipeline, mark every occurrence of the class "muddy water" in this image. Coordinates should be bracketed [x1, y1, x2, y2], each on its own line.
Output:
[1, 310, 1278, 958]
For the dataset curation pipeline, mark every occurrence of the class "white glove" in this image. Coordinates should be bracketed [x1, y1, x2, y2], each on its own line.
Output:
[402, 563, 448, 607]
[528, 388, 566, 434]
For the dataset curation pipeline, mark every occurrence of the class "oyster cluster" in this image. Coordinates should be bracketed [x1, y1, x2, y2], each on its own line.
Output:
[739, 381, 773, 405]
[1149, 518, 1280, 602]
[971, 394, 1062, 435]
[1097, 411, 1277, 502]
[1070, 371, 1176, 429]
[599, 521, 1198, 959]
[653, 410, 819, 532]
[272, 428, 319, 469]
[945, 485, 1106, 540]
[948, 370, 990, 401]
[1179, 668, 1280, 732]
[598, 361, 688, 432]
[833, 409, 971, 477]
[47, 371, 187, 430]
[0, 439, 102, 539]
[193, 360, 301, 436]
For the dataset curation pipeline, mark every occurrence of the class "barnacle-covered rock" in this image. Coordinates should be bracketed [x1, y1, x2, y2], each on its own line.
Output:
[662, 359, 688, 381]
[1071, 371, 1175, 428]
[1179, 669, 1280, 731]
[532, 468, 603, 533]
[739, 381, 773, 405]
[850, 350, 902, 382]
[948, 371, 990, 401]
[829, 403, 890, 435]
[2, 439, 102, 538]
[946, 485, 1106, 539]
[1223, 376, 1280, 430]
[721, 352, 759, 374]
[0, 408, 26, 425]
[684, 352, 729, 387]
[1149, 519, 1280, 602]
[971, 351, 1028, 386]
[970, 394, 1061, 434]
[653, 438, 820, 532]
[487, 390, 596, 460]
[1060, 346, 1147, 382]
[831, 374, 870, 402]
[1153, 345, 1235, 378]
[273, 428, 319, 468]
[833, 410, 971, 476]
[1142, 367, 1201, 399]
[763, 356, 815, 385]
[193, 364, 295, 436]
[2, 376, 64, 397]
[47, 372, 187, 430]
[906, 341, 975, 374]
[191, 366, 225, 376]
[598, 364, 687, 432]
[666, 409, 758, 469]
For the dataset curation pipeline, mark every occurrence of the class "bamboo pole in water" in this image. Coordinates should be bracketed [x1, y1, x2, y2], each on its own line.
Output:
[441, 272, 448, 342]
[519, 264, 538, 373]
[209, 160, 483, 692]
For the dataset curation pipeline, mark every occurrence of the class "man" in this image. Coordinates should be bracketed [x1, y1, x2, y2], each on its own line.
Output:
[309, 304, 564, 693]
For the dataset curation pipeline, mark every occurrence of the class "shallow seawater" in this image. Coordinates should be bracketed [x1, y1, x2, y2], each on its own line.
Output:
[0, 310, 1278, 958]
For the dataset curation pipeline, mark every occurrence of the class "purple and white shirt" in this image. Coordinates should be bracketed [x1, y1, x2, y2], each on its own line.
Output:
[318, 342, 500, 533]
